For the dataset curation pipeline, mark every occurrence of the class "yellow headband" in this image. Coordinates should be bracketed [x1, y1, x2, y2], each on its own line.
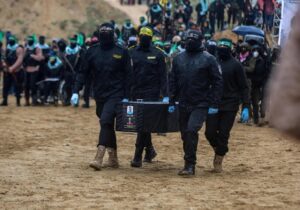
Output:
[139, 27, 153, 37]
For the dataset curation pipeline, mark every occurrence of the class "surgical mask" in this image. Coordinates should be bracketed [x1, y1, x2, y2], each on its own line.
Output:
[139, 35, 152, 49]
[8, 40, 16, 46]
[253, 51, 259, 58]
[185, 38, 201, 52]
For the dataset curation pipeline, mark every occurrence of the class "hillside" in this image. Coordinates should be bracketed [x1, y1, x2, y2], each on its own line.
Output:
[0, 0, 129, 40]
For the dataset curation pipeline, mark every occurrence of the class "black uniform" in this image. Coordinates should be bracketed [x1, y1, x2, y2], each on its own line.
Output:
[23, 46, 41, 104]
[205, 55, 249, 156]
[2, 46, 23, 105]
[249, 55, 268, 124]
[170, 48, 223, 167]
[128, 45, 167, 158]
[74, 43, 130, 149]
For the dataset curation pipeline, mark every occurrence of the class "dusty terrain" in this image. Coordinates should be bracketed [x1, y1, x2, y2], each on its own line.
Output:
[0, 0, 129, 39]
[0, 99, 299, 210]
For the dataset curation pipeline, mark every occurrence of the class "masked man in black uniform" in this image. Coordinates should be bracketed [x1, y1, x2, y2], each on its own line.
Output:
[72, 23, 130, 171]
[1, 36, 25, 106]
[126, 27, 168, 168]
[205, 39, 250, 173]
[169, 30, 223, 176]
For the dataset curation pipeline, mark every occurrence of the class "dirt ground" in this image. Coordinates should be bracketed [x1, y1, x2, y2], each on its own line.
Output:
[0, 99, 299, 210]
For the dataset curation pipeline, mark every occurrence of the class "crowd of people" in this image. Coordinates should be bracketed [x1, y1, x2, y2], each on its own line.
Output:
[0, 0, 282, 175]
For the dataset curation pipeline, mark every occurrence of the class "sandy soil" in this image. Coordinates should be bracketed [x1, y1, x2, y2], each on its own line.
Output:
[0, 0, 129, 39]
[0, 99, 299, 210]
[103, 0, 148, 25]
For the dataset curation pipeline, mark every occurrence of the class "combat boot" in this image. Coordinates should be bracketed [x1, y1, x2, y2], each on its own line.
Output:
[143, 146, 157, 163]
[16, 98, 21, 107]
[0, 99, 8, 106]
[178, 163, 195, 176]
[105, 148, 119, 168]
[89, 145, 106, 170]
[213, 154, 224, 173]
[131, 146, 143, 168]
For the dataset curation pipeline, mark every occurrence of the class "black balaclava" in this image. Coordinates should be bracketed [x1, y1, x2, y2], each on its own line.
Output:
[139, 27, 153, 49]
[39, 36, 46, 45]
[139, 35, 152, 49]
[185, 30, 203, 53]
[217, 46, 231, 60]
[8, 38, 16, 46]
[27, 37, 34, 46]
[98, 23, 115, 49]
[58, 39, 67, 53]
[70, 40, 77, 49]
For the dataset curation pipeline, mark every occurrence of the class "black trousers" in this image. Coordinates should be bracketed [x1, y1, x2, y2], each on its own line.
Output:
[83, 78, 91, 105]
[96, 97, 121, 149]
[25, 71, 39, 102]
[209, 16, 216, 34]
[2, 71, 23, 102]
[217, 14, 224, 31]
[64, 72, 75, 104]
[134, 96, 159, 150]
[205, 111, 237, 156]
[179, 107, 207, 165]
[44, 81, 59, 102]
[251, 86, 264, 124]
[228, 9, 237, 25]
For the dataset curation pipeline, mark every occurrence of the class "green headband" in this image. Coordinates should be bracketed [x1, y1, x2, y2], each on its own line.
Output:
[218, 39, 232, 48]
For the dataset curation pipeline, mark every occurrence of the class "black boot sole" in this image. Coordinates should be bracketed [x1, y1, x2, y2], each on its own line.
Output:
[131, 161, 142, 168]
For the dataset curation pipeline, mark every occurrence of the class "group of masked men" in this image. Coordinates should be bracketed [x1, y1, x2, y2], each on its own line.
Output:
[67, 22, 259, 177]
[0, 34, 91, 107]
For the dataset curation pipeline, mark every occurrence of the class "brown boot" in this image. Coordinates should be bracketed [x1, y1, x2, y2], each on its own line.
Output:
[105, 147, 119, 168]
[213, 154, 224, 173]
[89, 145, 106, 170]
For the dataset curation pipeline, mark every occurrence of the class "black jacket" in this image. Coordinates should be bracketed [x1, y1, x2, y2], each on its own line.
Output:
[251, 56, 268, 88]
[218, 56, 250, 111]
[74, 43, 130, 101]
[169, 49, 223, 108]
[128, 45, 167, 100]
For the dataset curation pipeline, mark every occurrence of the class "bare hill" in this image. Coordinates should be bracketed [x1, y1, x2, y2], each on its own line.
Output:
[0, 0, 129, 40]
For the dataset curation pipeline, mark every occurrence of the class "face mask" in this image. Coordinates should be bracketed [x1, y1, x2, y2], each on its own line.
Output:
[139, 35, 152, 49]
[70, 43, 77, 49]
[99, 31, 114, 47]
[28, 40, 34, 46]
[217, 47, 231, 60]
[253, 51, 259, 58]
[8, 40, 16, 46]
[185, 38, 201, 52]
[39, 39, 45, 45]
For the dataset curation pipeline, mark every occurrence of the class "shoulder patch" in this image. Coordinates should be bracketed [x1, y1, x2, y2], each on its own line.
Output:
[128, 45, 137, 50]
[113, 54, 122, 59]
[147, 56, 156, 60]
